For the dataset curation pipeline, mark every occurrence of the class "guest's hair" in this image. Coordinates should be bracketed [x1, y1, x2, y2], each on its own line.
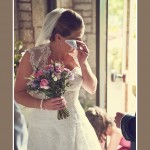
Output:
[50, 9, 85, 41]
[85, 107, 114, 142]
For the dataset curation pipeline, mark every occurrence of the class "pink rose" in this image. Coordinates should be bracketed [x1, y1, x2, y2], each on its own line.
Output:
[45, 64, 54, 71]
[40, 79, 49, 89]
[34, 70, 44, 78]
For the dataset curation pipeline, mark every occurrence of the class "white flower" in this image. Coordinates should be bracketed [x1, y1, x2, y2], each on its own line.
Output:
[51, 73, 55, 78]
[53, 76, 58, 81]
[40, 86, 50, 89]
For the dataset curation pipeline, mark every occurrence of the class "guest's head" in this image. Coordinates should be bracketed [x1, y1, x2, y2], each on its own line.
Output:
[85, 107, 114, 142]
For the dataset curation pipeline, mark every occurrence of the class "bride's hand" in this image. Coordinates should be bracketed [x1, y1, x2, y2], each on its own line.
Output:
[43, 96, 67, 110]
[76, 40, 89, 65]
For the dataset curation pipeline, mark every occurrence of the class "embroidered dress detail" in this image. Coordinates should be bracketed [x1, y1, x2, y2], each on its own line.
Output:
[26, 43, 101, 150]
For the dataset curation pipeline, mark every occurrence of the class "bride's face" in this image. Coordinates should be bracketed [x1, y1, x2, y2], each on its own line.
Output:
[57, 28, 84, 54]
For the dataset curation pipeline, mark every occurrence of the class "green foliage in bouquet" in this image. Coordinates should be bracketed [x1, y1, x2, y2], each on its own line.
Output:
[14, 41, 24, 76]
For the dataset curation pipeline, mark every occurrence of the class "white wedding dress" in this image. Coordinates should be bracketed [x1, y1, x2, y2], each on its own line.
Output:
[26, 43, 101, 150]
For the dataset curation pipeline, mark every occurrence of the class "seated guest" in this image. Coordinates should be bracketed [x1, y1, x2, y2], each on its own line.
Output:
[86, 107, 130, 150]
[115, 112, 136, 150]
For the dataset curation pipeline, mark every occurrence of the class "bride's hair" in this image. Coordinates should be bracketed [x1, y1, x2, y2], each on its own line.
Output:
[50, 9, 85, 42]
[35, 8, 85, 46]
[86, 107, 114, 143]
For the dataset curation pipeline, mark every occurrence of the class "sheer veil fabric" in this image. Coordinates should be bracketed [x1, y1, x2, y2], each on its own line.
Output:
[35, 8, 65, 47]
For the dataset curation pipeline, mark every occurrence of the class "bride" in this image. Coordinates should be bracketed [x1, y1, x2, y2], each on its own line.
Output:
[14, 8, 102, 150]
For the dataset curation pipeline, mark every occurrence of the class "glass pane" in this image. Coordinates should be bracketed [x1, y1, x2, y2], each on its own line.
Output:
[107, 0, 137, 117]
[107, 0, 124, 117]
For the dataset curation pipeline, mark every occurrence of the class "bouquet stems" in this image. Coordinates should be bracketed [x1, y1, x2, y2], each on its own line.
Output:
[57, 107, 70, 120]
[47, 95, 70, 120]
[26, 61, 73, 120]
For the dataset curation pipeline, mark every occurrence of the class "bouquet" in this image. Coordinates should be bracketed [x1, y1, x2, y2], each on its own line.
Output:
[26, 61, 74, 120]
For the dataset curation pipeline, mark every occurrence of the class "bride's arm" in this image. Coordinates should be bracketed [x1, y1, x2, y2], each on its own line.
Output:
[14, 51, 39, 108]
[80, 61, 97, 95]
[14, 51, 66, 110]
[76, 40, 97, 95]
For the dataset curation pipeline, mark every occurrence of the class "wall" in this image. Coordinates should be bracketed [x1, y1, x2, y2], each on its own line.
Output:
[14, 0, 35, 48]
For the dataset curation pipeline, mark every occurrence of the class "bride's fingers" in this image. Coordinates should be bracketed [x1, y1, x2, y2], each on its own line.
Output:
[77, 46, 88, 53]
[54, 104, 66, 110]
[76, 41, 87, 49]
[51, 101, 65, 107]
[62, 100, 67, 105]
[76, 40, 85, 45]
[82, 45, 89, 53]
[78, 49, 89, 56]
[59, 106, 66, 110]
[77, 46, 83, 51]
[52, 99, 66, 106]
[50, 98, 65, 103]
[45, 97, 67, 110]
[76, 42, 89, 54]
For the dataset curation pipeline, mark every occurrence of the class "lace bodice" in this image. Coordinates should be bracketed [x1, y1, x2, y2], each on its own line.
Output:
[26, 44, 101, 150]
[27, 43, 83, 107]
[27, 43, 79, 71]
[27, 43, 51, 71]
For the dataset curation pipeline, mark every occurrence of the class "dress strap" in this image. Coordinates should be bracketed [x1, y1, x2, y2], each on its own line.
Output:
[27, 43, 51, 71]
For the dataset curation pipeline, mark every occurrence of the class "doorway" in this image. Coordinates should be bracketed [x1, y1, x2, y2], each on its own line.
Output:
[96, 0, 137, 117]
